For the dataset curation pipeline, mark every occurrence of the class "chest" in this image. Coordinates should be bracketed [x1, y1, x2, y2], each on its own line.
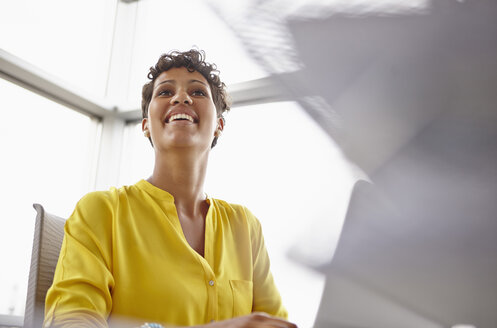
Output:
[113, 200, 254, 278]
[111, 205, 255, 323]
[177, 213, 206, 256]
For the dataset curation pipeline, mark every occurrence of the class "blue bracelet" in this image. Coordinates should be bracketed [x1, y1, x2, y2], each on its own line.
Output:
[141, 323, 164, 328]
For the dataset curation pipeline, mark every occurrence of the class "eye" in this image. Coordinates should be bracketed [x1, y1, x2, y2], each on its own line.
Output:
[192, 89, 206, 96]
[158, 89, 173, 96]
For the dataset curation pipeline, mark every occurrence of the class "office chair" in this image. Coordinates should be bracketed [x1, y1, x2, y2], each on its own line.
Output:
[24, 204, 65, 328]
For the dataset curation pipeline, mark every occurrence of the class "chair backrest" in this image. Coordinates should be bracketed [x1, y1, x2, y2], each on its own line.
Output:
[24, 204, 66, 328]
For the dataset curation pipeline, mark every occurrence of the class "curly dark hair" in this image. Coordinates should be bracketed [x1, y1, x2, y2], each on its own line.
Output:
[141, 49, 230, 148]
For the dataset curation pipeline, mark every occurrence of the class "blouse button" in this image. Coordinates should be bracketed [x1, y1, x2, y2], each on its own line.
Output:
[209, 280, 215, 286]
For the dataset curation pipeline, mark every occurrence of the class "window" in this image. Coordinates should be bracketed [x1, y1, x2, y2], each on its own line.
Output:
[0, 0, 116, 97]
[0, 78, 99, 316]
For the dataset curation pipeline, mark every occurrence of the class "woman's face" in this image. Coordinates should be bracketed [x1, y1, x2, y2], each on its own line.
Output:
[142, 67, 222, 152]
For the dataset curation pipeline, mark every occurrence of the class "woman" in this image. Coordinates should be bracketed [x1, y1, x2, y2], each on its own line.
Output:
[44, 50, 297, 328]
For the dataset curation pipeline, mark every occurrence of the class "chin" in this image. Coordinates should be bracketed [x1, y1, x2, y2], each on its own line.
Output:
[158, 138, 208, 151]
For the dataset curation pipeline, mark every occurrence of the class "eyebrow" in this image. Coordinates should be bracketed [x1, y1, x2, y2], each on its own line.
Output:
[154, 79, 208, 89]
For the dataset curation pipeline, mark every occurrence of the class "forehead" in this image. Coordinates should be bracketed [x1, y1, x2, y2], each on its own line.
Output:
[154, 67, 208, 87]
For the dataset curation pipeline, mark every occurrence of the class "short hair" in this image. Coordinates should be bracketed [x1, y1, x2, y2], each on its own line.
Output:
[141, 49, 230, 148]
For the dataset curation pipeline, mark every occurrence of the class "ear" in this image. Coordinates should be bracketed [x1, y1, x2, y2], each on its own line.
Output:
[142, 118, 150, 137]
[216, 116, 225, 134]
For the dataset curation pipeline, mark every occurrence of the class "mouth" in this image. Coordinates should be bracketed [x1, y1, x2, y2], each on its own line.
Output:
[166, 113, 196, 124]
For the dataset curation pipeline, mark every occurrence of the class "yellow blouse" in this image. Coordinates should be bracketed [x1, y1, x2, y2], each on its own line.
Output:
[44, 180, 287, 327]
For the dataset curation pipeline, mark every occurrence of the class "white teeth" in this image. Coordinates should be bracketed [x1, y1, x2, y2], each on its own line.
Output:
[167, 113, 194, 123]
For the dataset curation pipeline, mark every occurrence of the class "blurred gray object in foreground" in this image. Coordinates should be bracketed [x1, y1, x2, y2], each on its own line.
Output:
[210, 0, 497, 326]
[283, 0, 497, 327]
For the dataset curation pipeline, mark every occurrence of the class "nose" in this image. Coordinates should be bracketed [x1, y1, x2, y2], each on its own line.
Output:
[171, 90, 193, 105]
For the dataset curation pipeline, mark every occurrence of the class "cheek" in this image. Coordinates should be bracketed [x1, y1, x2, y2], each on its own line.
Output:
[148, 102, 163, 120]
[208, 112, 219, 130]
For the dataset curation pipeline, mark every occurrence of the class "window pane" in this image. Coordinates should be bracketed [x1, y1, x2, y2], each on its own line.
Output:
[119, 123, 154, 185]
[0, 0, 116, 97]
[124, 0, 267, 109]
[0, 78, 99, 316]
[119, 101, 358, 327]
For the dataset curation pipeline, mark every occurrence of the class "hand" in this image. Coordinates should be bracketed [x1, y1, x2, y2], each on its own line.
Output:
[204, 312, 298, 328]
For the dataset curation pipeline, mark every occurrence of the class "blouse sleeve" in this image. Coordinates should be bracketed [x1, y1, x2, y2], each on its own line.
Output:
[244, 208, 288, 319]
[44, 192, 116, 328]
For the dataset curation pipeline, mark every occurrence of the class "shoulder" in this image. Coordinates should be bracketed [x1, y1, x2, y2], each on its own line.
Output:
[76, 184, 137, 209]
[209, 198, 262, 230]
[78, 189, 116, 207]
[69, 185, 134, 226]
[74, 188, 118, 216]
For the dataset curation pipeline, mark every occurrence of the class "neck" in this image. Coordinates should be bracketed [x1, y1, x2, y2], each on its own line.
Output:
[148, 147, 209, 217]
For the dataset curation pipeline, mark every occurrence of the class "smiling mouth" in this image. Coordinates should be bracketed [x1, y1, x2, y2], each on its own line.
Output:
[166, 113, 195, 123]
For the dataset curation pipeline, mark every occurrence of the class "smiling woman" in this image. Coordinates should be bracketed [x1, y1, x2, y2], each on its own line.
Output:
[42, 49, 297, 328]
[143, 67, 222, 153]
[140, 51, 230, 150]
